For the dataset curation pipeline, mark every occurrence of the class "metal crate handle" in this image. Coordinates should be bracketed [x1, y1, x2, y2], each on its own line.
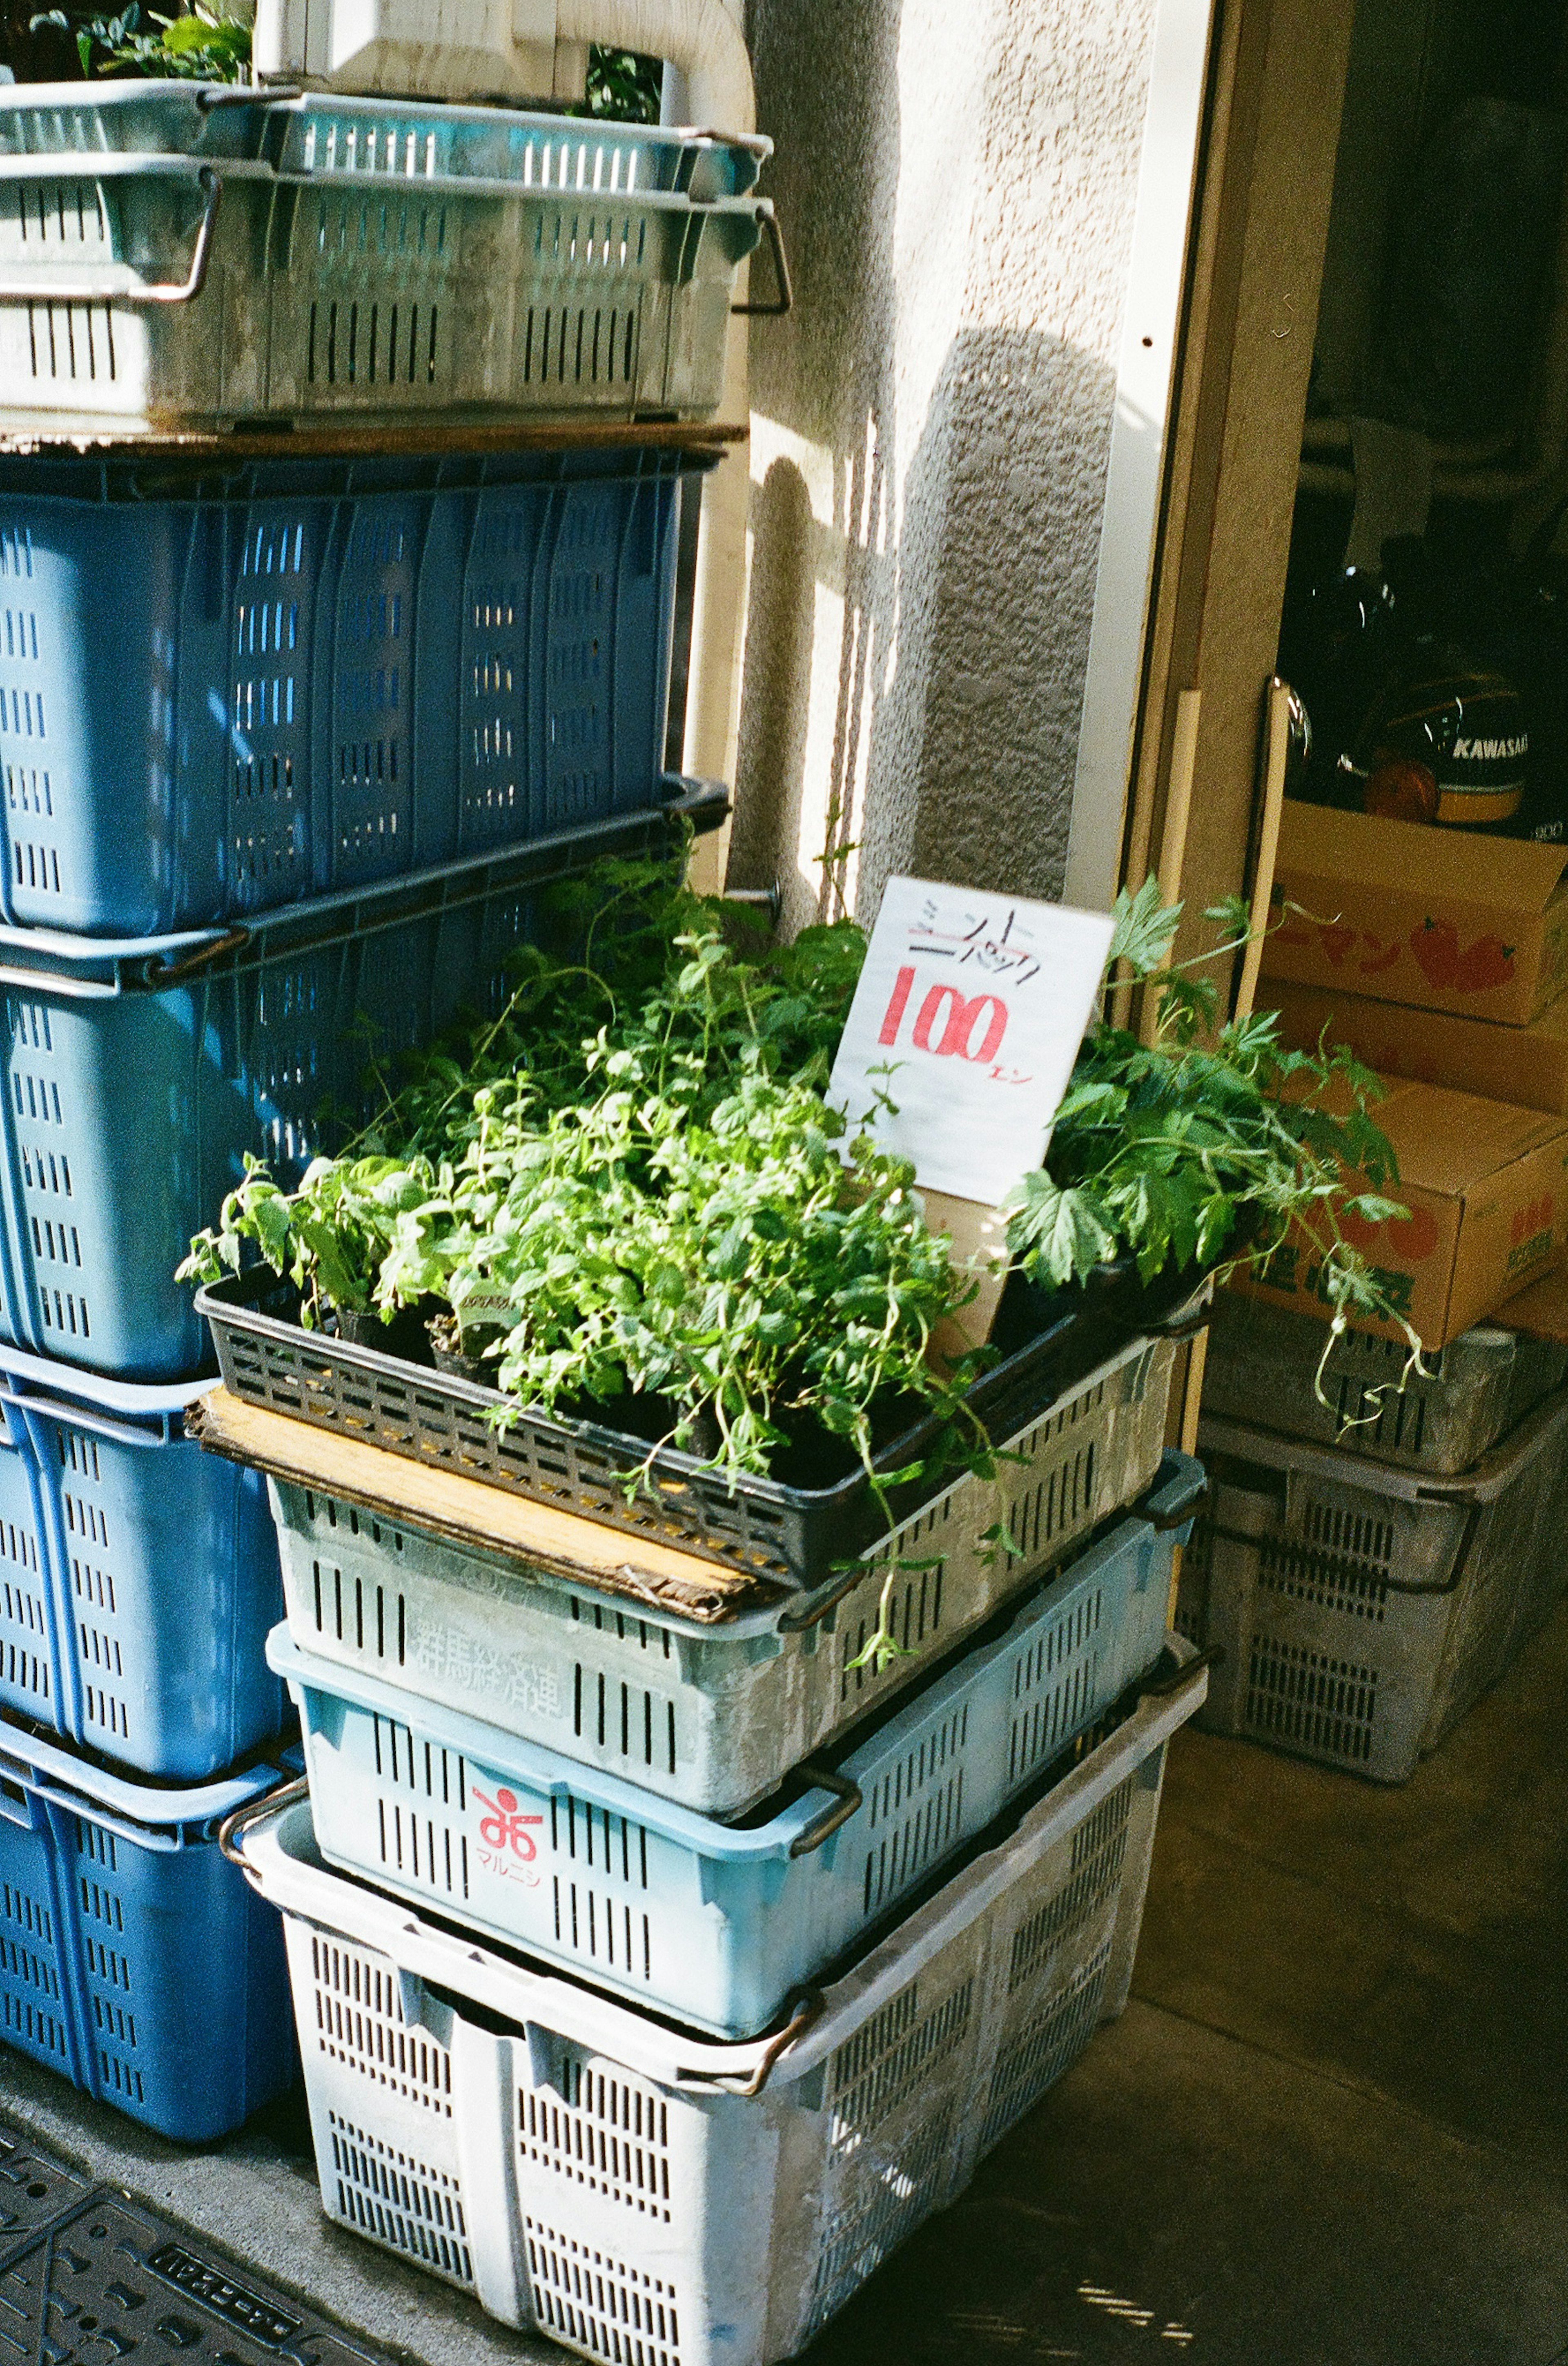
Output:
[732, 205, 792, 316]
[693, 1989, 823, 2096]
[219, 1772, 310, 1874]
[0, 160, 221, 308]
[196, 84, 304, 108]
[787, 1766, 863, 1857]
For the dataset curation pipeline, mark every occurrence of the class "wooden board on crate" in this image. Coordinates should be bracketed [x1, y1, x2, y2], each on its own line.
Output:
[0, 419, 749, 462]
[187, 1386, 784, 1626]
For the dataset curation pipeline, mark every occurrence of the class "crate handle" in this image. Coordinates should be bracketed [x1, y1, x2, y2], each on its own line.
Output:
[733, 205, 792, 316]
[0, 1380, 175, 1452]
[0, 1751, 186, 1853]
[1147, 1305, 1212, 1346]
[196, 84, 304, 108]
[787, 1766, 863, 1857]
[1139, 1642, 1225, 1699]
[140, 925, 254, 986]
[776, 1566, 867, 1633]
[676, 127, 775, 161]
[219, 1772, 310, 1873]
[687, 1989, 823, 2096]
[0, 162, 222, 308]
[1139, 1465, 1209, 1532]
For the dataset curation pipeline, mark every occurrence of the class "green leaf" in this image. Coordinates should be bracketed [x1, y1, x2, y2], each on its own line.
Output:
[1107, 876, 1181, 978]
[1019, 1184, 1119, 1286]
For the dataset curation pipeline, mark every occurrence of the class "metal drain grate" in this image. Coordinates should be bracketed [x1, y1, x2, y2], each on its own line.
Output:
[0, 2166, 391, 2366]
[0, 2120, 94, 2270]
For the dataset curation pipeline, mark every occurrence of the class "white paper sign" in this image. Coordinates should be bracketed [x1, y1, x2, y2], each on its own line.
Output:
[828, 876, 1116, 1204]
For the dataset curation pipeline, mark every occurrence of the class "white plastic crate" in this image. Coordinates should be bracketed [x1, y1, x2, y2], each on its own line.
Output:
[1182, 1389, 1568, 1782]
[268, 1332, 1182, 1816]
[270, 1458, 1200, 2037]
[0, 86, 774, 428]
[225, 1645, 1207, 2366]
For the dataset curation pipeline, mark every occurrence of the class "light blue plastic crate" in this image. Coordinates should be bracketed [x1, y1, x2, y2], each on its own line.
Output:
[0, 1719, 295, 2139]
[272, 1454, 1203, 2039]
[0, 1342, 281, 1780]
[0, 814, 717, 1381]
[0, 446, 698, 936]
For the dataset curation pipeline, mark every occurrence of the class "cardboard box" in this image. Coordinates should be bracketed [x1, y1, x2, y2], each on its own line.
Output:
[1492, 1261, 1568, 1344]
[1228, 1076, 1568, 1348]
[1262, 801, 1568, 1024]
[1263, 978, 1568, 1117]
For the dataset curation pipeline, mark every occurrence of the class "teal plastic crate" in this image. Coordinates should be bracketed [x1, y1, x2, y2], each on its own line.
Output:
[0, 86, 773, 429]
[0, 1342, 281, 1779]
[0, 1720, 294, 2139]
[0, 796, 711, 1381]
[0, 446, 699, 935]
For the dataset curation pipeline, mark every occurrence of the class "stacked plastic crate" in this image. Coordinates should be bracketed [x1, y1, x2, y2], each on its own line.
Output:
[1178, 1294, 1568, 1782]
[205, 1273, 1212, 2362]
[0, 77, 768, 2140]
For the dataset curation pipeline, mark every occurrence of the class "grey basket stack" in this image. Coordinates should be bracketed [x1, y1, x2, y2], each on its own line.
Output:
[1178, 1293, 1568, 1782]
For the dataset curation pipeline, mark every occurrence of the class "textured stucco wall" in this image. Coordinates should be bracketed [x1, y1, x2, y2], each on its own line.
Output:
[728, 0, 1160, 932]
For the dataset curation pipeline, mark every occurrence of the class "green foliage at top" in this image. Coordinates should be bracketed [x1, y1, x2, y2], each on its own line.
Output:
[182, 856, 971, 1493]
[31, 4, 249, 79]
[28, 13, 665, 122]
[1008, 879, 1412, 1345]
[181, 859, 1415, 1507]
[582, 48, 663, 123]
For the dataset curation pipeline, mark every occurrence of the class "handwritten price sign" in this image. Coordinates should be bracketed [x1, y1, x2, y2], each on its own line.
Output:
[828, 877, 1114, 1204]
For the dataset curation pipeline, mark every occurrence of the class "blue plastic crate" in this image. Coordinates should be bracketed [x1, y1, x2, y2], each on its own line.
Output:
[272, 1455, 1203, 2039]
[0, 1720, 295, 2139]
[0, 447, 700, 935]
[0, 822, 692, 1380]
[0, 1343, 281, 1780]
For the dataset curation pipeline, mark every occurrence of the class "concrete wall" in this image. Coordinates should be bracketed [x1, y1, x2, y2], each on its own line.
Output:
[728, 0, 1161, 932]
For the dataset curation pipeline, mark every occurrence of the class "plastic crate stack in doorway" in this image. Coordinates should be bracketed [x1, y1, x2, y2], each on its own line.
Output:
[221, 1310, 1209, 2365]
[0, 74, 766, 2143]
[1179, 1293, 1568, 1782]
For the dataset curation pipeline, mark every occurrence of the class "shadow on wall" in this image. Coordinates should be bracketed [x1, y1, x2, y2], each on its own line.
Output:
[729, 331, 1116, 928]
[734, 0, 1122, 928]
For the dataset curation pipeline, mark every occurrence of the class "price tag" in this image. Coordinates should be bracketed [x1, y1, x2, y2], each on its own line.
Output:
[828, 876, 1115, 1204]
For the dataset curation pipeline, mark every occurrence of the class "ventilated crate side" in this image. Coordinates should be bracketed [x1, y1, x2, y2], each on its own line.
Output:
[1185, 1393, 1568, 1780]
[253, 1663, 1199, 2366]
[269, 1337, 1181, 1816]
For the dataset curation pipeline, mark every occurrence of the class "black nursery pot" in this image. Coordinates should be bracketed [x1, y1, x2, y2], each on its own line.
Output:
[336, 1300, 439, 1367]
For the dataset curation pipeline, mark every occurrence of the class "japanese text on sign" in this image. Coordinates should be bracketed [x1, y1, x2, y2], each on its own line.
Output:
[828, 877, 1115, 1204]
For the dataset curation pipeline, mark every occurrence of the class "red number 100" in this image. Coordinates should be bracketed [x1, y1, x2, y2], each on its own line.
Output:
[878, 966, 1009, 1063]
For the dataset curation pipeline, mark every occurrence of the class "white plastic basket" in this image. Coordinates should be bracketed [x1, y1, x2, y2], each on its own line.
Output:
[1181, 1388, 1568, 1782]
[0, 85, 777, 429]
[224, 1645, 1207, 2366]
[268, 1332, 1181, 1816]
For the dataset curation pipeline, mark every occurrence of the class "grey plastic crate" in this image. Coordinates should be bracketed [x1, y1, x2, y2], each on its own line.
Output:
[268, 1332, 1182, 1817]
[0, 86, 773, 429]
[1202, 1292, 1568, 1475]
[1179, 1389, 1568, 1782]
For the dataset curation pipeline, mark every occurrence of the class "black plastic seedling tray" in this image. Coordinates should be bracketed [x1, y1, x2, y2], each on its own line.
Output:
[194, 1259, 1210, 1589]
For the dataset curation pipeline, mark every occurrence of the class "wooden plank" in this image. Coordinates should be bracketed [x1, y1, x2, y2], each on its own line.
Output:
[0, 418, 748, 462]
[1165, 0, 1358, 972]
[187, 1387, 783, 1625]
[1121, 0, 1356, 998]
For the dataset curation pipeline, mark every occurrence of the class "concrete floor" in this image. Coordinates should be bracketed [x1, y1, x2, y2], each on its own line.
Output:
[4, 1600, 1566, 2366]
